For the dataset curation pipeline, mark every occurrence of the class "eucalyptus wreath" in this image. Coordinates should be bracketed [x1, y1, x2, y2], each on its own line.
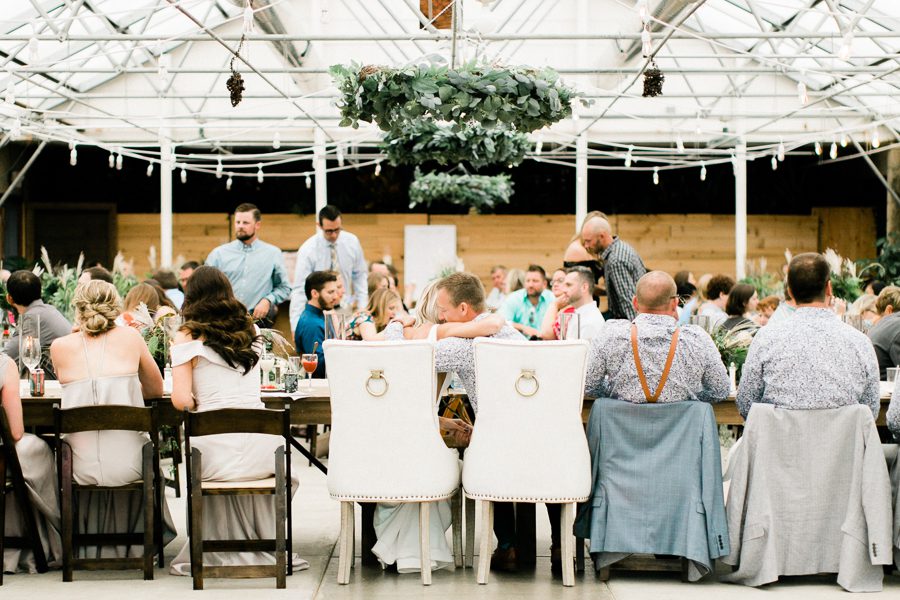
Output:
[408, 168, 513, 213]
[382, 121, 531, 168]
[330, 60, 586, 134]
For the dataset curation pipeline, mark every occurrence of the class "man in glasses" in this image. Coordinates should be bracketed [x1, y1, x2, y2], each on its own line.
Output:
[500, 264, 555, 340]
[289, 204, 368, 331]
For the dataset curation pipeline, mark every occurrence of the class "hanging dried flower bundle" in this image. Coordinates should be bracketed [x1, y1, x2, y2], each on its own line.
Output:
[226, 33, 247, 107]
[642, 61, 665, 98]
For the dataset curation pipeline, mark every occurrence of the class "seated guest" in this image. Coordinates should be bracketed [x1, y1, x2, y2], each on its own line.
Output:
[117, 282, 170, 330]
[585, 271, 729, 403]
[152, 269, 184, 310]
[367, 271, 389, 298]
[866, 285, 900, 379]
[50, 280, 174, 554]
[3, 270, 72, 379]
[697, 274, 734, 329]
[674, 270, 699, 326]
[78, 265, 114, 285]
[540, 267, 604, 340]
[848, 293, 878, 327]
[179, 260, 199, 289]
[485, 265, 507, 311]
[1, 353, 61, 573]
[721, 284, 759, 332]
[348, 288, 404, 340]
[737, 253, 879, 419]
[755, 295, 780, 326]
[501, 264, 555, 339]
[866, 280, 887, 297]
[294, 271, 338, 378]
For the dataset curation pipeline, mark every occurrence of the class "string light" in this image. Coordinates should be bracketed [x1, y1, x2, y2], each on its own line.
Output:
[652, 167, 659, 185]
[534, 134, 543, 155]
[216, 157, 223, 179]
[839, 32, 853, 61]
[272, 131, 281, 150]
[115, 152, 123, 170]
[305, 173, 312, 189]
[108, 150, 115, 169]
[872, 127, 880, 148]
[840, 133, 849, 147]
[146, 162, 154, 177]
[69, 143, 77, 166]
[796, 82, 808, 105]
[699, 162, 707, 181]
[675, 135, 685, 154]
[180, 165, 187, 184]
[777, 139, 785, 162]
[257, 163, 264, 184]
[226, 173, 233, 190]
[624, 146, 633, 168]
[336, 143, 345, 167]
[829, 141, 838, 159]
[374, 162, 381, 177]
[814, 141, 822, 156]
[771, 154, 778, 171]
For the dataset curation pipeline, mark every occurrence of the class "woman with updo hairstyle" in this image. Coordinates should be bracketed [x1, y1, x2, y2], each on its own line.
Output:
[167, 266, 309, 575]
[50, 280, 171, 553]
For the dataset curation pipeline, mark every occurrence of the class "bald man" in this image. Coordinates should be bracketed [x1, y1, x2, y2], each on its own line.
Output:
[584, 271, 729, 403]
[581, 216, 647, 320]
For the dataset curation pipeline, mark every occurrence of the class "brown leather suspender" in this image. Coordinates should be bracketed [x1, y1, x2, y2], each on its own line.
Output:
[630, 323, 680, 403]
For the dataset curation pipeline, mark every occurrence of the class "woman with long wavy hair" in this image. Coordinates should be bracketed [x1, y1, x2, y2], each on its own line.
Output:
[168, 266, 308, 574]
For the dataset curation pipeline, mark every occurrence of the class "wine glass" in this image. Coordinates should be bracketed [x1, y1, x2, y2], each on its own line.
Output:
[259, 350, 276, 389]
[21, 335, 41, 379]
[301, 353, 318, 391]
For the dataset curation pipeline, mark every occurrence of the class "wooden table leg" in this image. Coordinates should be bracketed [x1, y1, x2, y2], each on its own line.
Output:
[516, 503, 536, 568]
[359, 502, 379, 567]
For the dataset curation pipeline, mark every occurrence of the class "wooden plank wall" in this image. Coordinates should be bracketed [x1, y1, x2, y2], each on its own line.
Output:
[117, 210, 872, 287]
[812, 207, 878, 261]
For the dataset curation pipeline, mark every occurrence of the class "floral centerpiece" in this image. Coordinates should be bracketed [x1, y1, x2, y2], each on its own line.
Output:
[711, 321, 757, 382]
[823, 248, 863, 302]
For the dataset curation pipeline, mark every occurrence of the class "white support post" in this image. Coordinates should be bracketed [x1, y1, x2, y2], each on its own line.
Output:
[734, 140, 748, 280]
[160, 136, 173, 269]
[575, 130, 588, 234]
[314, 126, 328, 218]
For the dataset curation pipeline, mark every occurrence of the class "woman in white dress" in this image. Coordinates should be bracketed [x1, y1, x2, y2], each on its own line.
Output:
[167, 266, 307, 575]
[50, 280, 174, 556]
[373, 280, 505, 573]
[1, 353, 61, 573]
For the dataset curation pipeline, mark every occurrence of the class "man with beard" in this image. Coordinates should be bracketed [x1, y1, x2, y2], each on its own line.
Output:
[294, 271, 339, 378]
[501, 264, 555, 339]
[206, 203, 291, 326]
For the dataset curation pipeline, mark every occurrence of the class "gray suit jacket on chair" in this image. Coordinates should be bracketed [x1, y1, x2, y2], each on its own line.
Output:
[574, 398, 729, 581]
[723, 404, 893, 592]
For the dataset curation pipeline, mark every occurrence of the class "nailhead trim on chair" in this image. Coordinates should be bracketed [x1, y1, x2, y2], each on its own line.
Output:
[463, 493, 591, 502]
[329, 489, 458, 502]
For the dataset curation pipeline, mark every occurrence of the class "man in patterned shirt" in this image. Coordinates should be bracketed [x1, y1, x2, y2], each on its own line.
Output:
[580, 216, 647, 320]
[585, 270, 729, 403]
[737, 253, 880, 420]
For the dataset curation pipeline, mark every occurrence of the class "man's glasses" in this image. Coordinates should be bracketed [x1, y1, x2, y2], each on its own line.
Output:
[322, 227, 342, 235]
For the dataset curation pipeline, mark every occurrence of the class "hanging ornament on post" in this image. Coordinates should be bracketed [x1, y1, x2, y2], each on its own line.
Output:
[642, 60, 665, 98]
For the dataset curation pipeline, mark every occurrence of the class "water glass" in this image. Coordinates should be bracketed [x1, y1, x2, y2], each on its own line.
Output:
[887, 367, 900, 383]
[324, 310, 346, 341]
[18, 313, 42, 374]
[558, 312, 580, 340]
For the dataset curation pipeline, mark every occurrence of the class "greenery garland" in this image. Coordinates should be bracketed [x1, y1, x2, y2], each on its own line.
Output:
[382, 121, 531, 168]
[408, 169, 513, 213]
[330, 61, 585, 133]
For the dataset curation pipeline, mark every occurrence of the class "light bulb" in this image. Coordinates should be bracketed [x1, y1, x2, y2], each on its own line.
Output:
[777, 139, 785, 162]
[243, 5, 255, 34]
[146, 162, 154, 177]
[108, 151, 115, 169]
[840, 133, 849, 147]
[180, 166, 187, 184]
[374, 162, 381, 177]
[69, 147, 77, 166]
[624, 146, 633, 168]
[534, 134, 543, 156]
[872, 127, 880, 148]
[797, 82, 808, 105]
[226, 174, 233, 190]
[273, 131, 281, 150]
[216, 158, 223, 179]
[675, 135, 685, 154]
[771, 155, 778, 171]
[700, 162, 707, 181]
[257, 163, 264, 184]
[336, 143, 345, 167]
[652, 167, 659, 185]
[814, 141, 822, 156]
[839, 32, 853, 61]
[115, 153, 123, 170]
[305, 174, 312, 189]
[28, 37, 39, 63]
[829, 142, 838, 159]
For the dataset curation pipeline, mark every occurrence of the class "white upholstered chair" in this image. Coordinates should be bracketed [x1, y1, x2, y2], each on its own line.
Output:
[462, 338, 592, 586]
[324, 340, 461, 585]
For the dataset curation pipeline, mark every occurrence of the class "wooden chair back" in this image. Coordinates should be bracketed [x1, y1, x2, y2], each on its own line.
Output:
[54, 405, 155, 435]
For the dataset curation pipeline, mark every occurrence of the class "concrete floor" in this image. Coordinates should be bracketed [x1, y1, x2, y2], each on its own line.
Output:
[3, 463, 900, 599]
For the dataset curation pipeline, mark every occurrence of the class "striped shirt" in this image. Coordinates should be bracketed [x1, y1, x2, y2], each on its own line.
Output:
[601, 237, 647, 320]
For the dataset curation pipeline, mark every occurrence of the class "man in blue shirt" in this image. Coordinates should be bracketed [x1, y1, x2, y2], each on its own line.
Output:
[294, 270, 339, 378]
[206, 203, 291, 325]
[501, 264, 555, 339]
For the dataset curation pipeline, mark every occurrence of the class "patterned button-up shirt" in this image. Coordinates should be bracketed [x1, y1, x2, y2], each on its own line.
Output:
[206, 239, 291, 312]
[383, 314, 523, 413]
[601, 237, 647, 320]
[585, 313, 729, 403]
[737, 307, 880, 419]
